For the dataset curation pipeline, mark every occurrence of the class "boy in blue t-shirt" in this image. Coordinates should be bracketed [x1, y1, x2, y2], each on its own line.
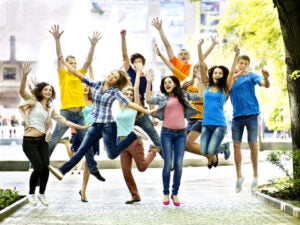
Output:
[230, 55, 270, 193]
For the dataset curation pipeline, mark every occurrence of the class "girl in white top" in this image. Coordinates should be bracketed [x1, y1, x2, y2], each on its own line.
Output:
[19, 63, 89, 207]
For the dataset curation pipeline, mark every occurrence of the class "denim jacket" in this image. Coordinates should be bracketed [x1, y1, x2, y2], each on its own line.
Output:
[19, 91, 67, 142]
[147, 90, 201, 121]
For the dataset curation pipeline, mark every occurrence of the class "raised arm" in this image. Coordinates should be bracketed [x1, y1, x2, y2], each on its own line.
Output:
[203, 36, 219, 60]
[151, 17, 175, 60]
[82, 31, 101, 71]
[227, 45, 240, 90]
[133, 63, 143, 104]
[49, 24, 64, 71]
[19, 63, 32, 100]
[59, 56, 85, 80]
[197, 39, 209, 90]
[154, 44, 187, 82]
[260, 69, 270, 88]
[145, 70, 154, 103]
[155, 43, 175, 71]
[88, 63, 94, 80]
[120, 29, 130, 71]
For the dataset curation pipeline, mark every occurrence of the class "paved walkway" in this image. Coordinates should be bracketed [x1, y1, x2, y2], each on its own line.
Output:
[1, 162, 299, 224]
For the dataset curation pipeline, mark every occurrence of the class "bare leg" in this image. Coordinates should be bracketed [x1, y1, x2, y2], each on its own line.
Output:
[186, 130, 211, 167]
[76, 158, 84, 174]
[249, 143, 258, 177]
[60, 139, 73, 158]
[233, 142, 243, 178]
[80, 161, 89, 201]
[186, 131, 201, 155]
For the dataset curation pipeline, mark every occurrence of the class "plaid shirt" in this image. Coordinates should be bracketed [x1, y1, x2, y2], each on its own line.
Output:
[83, 76, 130, 123]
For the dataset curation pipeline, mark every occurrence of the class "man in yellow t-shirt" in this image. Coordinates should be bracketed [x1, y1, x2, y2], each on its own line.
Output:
[48, 24, 104, 180]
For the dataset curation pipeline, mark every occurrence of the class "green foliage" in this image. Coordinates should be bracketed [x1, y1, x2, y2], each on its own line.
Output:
[265, 150, 300, 199]
[0, 188, 20, 210]
[290, 70, 300, 80]
[266, 150, 292, 179]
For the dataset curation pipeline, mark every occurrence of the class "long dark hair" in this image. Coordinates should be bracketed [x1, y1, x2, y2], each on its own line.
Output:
[34, 82, 56, 107]
[207, 65, 229, 97]
[160, 75, 188, 109]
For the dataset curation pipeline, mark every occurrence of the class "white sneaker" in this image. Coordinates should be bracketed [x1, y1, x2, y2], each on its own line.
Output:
[37, 194, 49, 206]
[235, 177, 244, 193]
[28, 194, 37, 206]
[133, 127, 148, 140]
[48, 165, 63, 180]
[251, 177, 258, 193]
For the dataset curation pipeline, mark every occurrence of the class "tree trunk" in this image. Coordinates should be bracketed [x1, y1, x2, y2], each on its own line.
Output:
[274, 0, 300, 179]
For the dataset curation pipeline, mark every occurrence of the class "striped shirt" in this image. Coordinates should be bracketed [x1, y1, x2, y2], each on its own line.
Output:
[83, 76, 130, 123]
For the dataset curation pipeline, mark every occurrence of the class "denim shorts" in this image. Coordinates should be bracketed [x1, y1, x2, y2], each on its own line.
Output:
[186, 119, 202, 133]
[231, 114, 258, 143]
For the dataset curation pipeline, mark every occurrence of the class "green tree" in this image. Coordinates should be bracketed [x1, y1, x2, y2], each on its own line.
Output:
[273, 0, 300, 180]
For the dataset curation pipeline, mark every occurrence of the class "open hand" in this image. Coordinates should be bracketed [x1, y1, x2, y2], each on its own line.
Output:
[151, 17, 162, 30]
[22, 63, 32, 76]
[89, 31, 102, 45]
[49, 24, 64, 40]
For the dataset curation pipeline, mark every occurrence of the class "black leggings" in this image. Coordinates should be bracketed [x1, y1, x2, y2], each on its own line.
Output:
[22, 136, 49, 195]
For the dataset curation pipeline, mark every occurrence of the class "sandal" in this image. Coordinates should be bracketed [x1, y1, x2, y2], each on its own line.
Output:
[125, 198, 141, 204]
[79, 190, 88, 203]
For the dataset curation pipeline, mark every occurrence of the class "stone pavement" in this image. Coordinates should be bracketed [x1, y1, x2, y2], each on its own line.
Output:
[1, 162, 299, 225]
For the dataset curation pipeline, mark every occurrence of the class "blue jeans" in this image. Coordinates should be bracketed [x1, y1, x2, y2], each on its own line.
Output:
[161, 127, 186, 196]
[135, 114, 161, 147]
[232, 114, 258, 143]
[60, 122, 137, 174]
[186, 119, 228, 154]
[200, 125, 227, 155]
[135, 114, 162, 158]
[48, 109, 97, 173]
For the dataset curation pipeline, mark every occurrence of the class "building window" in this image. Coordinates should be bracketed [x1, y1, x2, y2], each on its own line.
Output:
[3, 66, 17, 80]
[200, 1, 220, 36]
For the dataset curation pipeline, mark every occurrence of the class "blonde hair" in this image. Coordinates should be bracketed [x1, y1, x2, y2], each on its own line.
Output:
[122, 86, 134, 95]
[113, 70, 132, 90]
[121, 86, 144, 120]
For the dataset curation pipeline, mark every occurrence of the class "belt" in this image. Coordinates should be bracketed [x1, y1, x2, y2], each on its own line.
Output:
[23, 135, 46, 141]
[162, 127, 186, 133]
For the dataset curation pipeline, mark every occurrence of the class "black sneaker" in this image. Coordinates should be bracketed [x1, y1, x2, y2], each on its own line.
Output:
[91, 170, 106, 182]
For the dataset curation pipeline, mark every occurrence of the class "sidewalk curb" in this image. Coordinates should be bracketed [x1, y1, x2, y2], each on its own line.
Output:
[254, 192, 300, 219]
[0, 196, 28, 222]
